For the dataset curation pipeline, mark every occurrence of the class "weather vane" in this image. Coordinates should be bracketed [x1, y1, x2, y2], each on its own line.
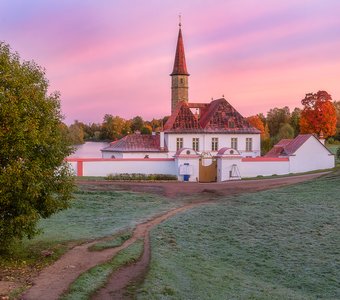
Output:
[179, 13, 182, 27]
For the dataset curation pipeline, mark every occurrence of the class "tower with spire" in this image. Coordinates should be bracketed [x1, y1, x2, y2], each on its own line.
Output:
[170, 21, 189, 113]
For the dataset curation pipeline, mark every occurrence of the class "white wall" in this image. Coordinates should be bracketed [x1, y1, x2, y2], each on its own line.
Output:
[176, 156, 200, 182]
[289, 138, 335, 173]
[240, 158, 290, 178]
[217, 157, 242, 181]
[67, 158, 177, 177]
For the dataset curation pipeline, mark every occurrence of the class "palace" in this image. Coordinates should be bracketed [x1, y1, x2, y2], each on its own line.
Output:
[102, 23, 261, 159]
[67, 23, 334, 181]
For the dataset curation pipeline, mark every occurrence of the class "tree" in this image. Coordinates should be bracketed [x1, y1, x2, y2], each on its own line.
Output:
[289, 107, 301, 137]
[333, 100, 340, 140]
[266, 106, 291, 138]
[247, 115, 265, 138]
[68, 121, 85, 144]
[299, 91, 337, 138]
[0, 42, 74, 252]
[141, 124, 152, 134]
[101, 114, 130, 140]
[130, 116, 144, 133]
[278, 123, 295, 140]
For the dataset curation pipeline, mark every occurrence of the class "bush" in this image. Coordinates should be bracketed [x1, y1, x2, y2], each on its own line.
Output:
[105, 173, 177, 181]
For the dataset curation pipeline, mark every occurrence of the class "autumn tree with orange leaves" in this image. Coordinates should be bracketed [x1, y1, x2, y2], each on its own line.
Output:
[247, 115, 271, 154]
[247, 115, 266, 138]
[299, 91, 337, 138]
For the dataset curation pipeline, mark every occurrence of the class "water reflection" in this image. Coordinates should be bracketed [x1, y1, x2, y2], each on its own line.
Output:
[68, 142, 109, 158]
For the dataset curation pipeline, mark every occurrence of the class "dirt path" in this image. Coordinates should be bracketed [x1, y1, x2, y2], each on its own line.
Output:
[77, 172, 329, 197]
[20, 172, 327, 299]
[21, 202, 208, 300]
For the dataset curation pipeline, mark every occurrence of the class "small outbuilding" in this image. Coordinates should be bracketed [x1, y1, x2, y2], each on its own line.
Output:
[265, 134, 334, 173]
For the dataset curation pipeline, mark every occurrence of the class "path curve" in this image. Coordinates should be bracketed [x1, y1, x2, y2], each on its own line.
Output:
[21, 203, 207, 300]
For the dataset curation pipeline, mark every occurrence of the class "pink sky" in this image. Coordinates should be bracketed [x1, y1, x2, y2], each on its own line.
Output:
[1, 0, 340, 124]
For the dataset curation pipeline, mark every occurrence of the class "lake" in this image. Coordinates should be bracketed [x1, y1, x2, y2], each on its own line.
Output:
[68, 142, 109, 158]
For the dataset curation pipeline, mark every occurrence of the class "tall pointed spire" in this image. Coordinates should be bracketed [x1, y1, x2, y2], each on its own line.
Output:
[170, 20, 189, 113]
[170, 22, 189, 76]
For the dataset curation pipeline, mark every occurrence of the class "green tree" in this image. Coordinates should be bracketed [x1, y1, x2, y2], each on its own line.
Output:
[101, 114, 130, 140]
[130, 116, 144, 133]
[68, 121, 85, 144]
[0, 42, 74, 252]
[333, 100, 340, 140]
[290, 107, 301, 136]
[278, 123, 295, 140]
[266, 106, 291, 138]
[141, 124, 152, 134]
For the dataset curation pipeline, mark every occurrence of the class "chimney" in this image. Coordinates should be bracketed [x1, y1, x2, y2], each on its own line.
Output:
[319, 131, 325, 145]
[160, 131, 165, 150]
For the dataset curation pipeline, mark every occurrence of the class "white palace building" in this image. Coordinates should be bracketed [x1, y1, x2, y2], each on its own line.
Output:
[67, 23, 335, 182]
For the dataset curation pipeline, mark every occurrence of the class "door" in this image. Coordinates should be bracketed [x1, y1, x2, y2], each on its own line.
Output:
[199, 157, 217, 182]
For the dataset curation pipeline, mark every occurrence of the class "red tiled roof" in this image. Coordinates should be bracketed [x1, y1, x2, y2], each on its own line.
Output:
[264, 134, 317, 157]
[164, 98, 260, 134]
[284, 134, 313, 155]
[265, 139, 292, 157]
[170, 26, 189, 76]
[164, 101, 202, 131]
[101, 133, 167, 152]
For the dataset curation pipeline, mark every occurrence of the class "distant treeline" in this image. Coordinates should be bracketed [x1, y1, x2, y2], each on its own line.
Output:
[62, 94, 340, 154]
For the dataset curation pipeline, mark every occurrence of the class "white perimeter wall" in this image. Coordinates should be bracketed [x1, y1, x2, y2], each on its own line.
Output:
[68, 159, 177, 177]
[240, 158, 290, 178]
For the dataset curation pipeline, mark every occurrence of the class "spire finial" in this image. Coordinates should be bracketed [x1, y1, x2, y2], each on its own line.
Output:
[179, 13, 182, 27]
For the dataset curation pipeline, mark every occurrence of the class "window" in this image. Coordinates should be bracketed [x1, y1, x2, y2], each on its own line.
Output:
[176, 137, 183, 150]
[192, 138, 199, 151]
[211, 137, 218, 151]
[246, 138, 252, 152]
[231, 137, 238, 150]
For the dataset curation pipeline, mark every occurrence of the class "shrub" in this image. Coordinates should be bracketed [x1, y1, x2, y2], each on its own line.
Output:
[105, 173, 177, 181]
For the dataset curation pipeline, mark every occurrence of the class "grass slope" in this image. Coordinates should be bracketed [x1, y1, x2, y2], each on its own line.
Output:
[0, 189, 176, 297]
[32, 190, 177, 243]
[138, 172, 340, 299]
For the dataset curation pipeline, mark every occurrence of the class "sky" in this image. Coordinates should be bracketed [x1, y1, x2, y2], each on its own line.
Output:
[1, 0, 340, 125]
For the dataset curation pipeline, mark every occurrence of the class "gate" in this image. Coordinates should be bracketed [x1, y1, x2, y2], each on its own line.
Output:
[199, 153, 217, 182]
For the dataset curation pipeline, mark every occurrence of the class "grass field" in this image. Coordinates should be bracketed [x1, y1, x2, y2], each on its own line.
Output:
[0, 189, 178, 291]
[138, 171, 340, 299]
[32, 189, 177, 243]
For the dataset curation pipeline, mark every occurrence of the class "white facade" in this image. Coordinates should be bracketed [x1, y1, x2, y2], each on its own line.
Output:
[73, 135, 335, 181]
[165, 133, 261, 158]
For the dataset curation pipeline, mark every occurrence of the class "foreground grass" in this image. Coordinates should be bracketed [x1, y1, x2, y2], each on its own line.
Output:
[138, 171, 340, 299]
[0, 189, 176, 297]
[32, 190, 177, 243]
[61, 239, 144, 300]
